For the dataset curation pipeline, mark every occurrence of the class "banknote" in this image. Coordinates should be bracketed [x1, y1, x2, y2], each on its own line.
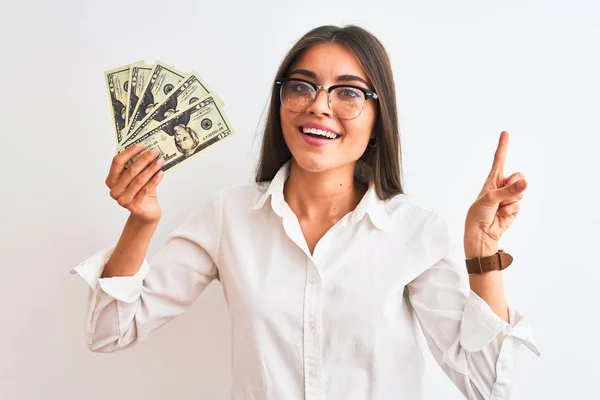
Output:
[123, 95, 234, 172]
[120, 71, 223, 148]
[123, 60, 186, 142]
[125, 62, 153, 131]
[104, 63, 132, 145]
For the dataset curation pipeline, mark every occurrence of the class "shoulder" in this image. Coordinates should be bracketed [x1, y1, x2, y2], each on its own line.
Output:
[182, 182, 268, 233]
[383, 192, 444, 224]
[382, 193, 451, 248]
[196, 181, 270, 211]
[219, 181, 269, 206]
[388, 193, 456, 262]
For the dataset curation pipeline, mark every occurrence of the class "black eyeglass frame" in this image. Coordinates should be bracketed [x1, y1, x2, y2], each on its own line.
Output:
[275, 77, 378, 119]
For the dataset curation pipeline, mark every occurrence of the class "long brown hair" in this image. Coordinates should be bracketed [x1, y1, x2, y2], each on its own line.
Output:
[254, 25, 404, 199]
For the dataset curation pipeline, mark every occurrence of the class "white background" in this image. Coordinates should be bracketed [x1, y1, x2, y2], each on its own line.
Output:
[1, 0, 598, 399]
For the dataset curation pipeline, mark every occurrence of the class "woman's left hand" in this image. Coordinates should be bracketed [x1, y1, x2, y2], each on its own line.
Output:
[464, 131, 527, 255]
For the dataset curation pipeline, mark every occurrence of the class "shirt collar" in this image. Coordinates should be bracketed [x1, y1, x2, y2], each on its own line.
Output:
[250, 161, 290, 215]
[250, 161, 393, 232]
[351, 182, 394, 232]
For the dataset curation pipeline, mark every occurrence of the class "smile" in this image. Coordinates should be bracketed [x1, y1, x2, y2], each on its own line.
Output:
[299, 126, 341, 140]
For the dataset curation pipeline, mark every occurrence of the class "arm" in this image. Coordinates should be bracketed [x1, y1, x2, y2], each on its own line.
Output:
[465, 239, 509, 323]
[101, 215, 158, 278]
[406, 213, 539, 400]
[71, 191, 223, 353]
[462, 130, 529, 324]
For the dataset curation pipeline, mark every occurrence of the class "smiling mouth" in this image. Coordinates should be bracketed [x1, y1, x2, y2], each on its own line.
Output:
[298, 126, 341, 140]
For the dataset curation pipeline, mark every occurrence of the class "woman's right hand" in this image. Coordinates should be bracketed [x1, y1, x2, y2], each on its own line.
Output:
[106, 144, 166, 224]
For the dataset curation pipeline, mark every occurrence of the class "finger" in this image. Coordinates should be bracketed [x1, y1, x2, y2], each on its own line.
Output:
[489, 131, 509, 178]
[484, 178, 527, 204]
[497, 201, 520, 217]
[503, 172, 525, 186]
[116, 156, 165, 208]
[106, 144, 144, 186]
[129, 171, 165, 215]
[113, 147, 161, 192]
[500, 172, 525, 206]
[134, 169, 164, 203]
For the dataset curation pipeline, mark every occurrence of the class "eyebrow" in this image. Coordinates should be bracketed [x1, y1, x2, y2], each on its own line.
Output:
[288, 69, 371, 87]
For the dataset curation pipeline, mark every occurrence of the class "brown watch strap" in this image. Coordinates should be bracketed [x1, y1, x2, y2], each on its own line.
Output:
[465, 249, 513, 275]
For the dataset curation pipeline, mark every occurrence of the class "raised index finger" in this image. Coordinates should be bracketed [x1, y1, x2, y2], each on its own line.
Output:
[108, 144, 144, 181]
[490, 131, 509, 177]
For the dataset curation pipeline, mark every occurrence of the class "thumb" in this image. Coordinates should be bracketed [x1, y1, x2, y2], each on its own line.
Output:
[483, 179, 526, 205]
[489, 179, 527, 203]
[509, 178, 527, 194]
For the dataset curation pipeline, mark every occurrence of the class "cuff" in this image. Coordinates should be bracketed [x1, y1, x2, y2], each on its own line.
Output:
[70, 246, 150, 303]
[491, 308, 541, 399]
[460, 290, 540, 356]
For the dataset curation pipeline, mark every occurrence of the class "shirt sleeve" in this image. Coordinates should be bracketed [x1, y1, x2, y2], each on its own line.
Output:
[70, 191, 223, 353]
[406, 212, 540, 400]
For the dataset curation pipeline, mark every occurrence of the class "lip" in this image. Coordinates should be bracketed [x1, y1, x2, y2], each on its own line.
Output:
[299, 122, 341, 136]
[297, 122, 342, 147]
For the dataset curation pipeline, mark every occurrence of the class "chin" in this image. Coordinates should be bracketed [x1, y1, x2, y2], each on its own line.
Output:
[291, 153, 334, 173]
[291, 151, 362, 176]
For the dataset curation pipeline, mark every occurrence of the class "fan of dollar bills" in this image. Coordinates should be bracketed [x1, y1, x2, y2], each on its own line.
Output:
[104, 60, 234, 172]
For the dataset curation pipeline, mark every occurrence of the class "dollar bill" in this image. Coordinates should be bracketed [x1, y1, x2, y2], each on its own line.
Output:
[125, 62, 153, 131]
[104, 63, 132, 145]
[120, 70, 222, 147]
[123, 95, 234, 172]
[122, 60, 187, 143]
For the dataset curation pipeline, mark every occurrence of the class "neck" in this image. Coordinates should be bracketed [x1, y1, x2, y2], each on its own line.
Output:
[283, 159, 366, 220]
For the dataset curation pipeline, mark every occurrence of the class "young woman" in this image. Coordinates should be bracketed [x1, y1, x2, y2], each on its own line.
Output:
[73, 25, 539, 399]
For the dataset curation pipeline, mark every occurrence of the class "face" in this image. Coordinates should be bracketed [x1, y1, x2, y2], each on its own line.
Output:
[279, 42, 377, 173]
[174, 126, 195, 152]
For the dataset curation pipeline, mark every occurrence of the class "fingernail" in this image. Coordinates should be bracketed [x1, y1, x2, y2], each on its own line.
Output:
[516, 180, 525, 190]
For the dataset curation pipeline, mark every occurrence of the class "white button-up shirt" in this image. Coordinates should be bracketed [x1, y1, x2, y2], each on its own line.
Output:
[71, 162, 539, 400]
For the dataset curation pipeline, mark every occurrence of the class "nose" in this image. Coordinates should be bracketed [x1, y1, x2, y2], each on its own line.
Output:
[305, 88, 333, 117]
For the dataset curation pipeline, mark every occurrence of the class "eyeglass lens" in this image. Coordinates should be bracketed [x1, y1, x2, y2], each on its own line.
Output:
[280, 80, 366, 119]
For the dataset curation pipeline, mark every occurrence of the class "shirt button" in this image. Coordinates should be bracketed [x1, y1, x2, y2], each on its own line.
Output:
[309, 320, 317, 329]
[309, 275, 319, 284]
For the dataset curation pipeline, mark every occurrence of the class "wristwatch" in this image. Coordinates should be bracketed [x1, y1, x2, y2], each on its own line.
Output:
[465, 250, 513, 275]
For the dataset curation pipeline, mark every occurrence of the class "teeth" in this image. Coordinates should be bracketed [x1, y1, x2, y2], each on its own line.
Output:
[302, 127, 339, 139]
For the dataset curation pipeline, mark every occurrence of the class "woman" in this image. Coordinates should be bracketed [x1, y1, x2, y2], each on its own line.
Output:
[72, 25, 539, 399]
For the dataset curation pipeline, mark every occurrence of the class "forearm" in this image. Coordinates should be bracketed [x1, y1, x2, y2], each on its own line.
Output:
[464, 240, 510, 323]
[101, 214, 159, 278]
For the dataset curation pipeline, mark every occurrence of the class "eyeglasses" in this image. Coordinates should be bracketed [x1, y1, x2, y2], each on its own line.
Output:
[275, 78, 378, 120]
